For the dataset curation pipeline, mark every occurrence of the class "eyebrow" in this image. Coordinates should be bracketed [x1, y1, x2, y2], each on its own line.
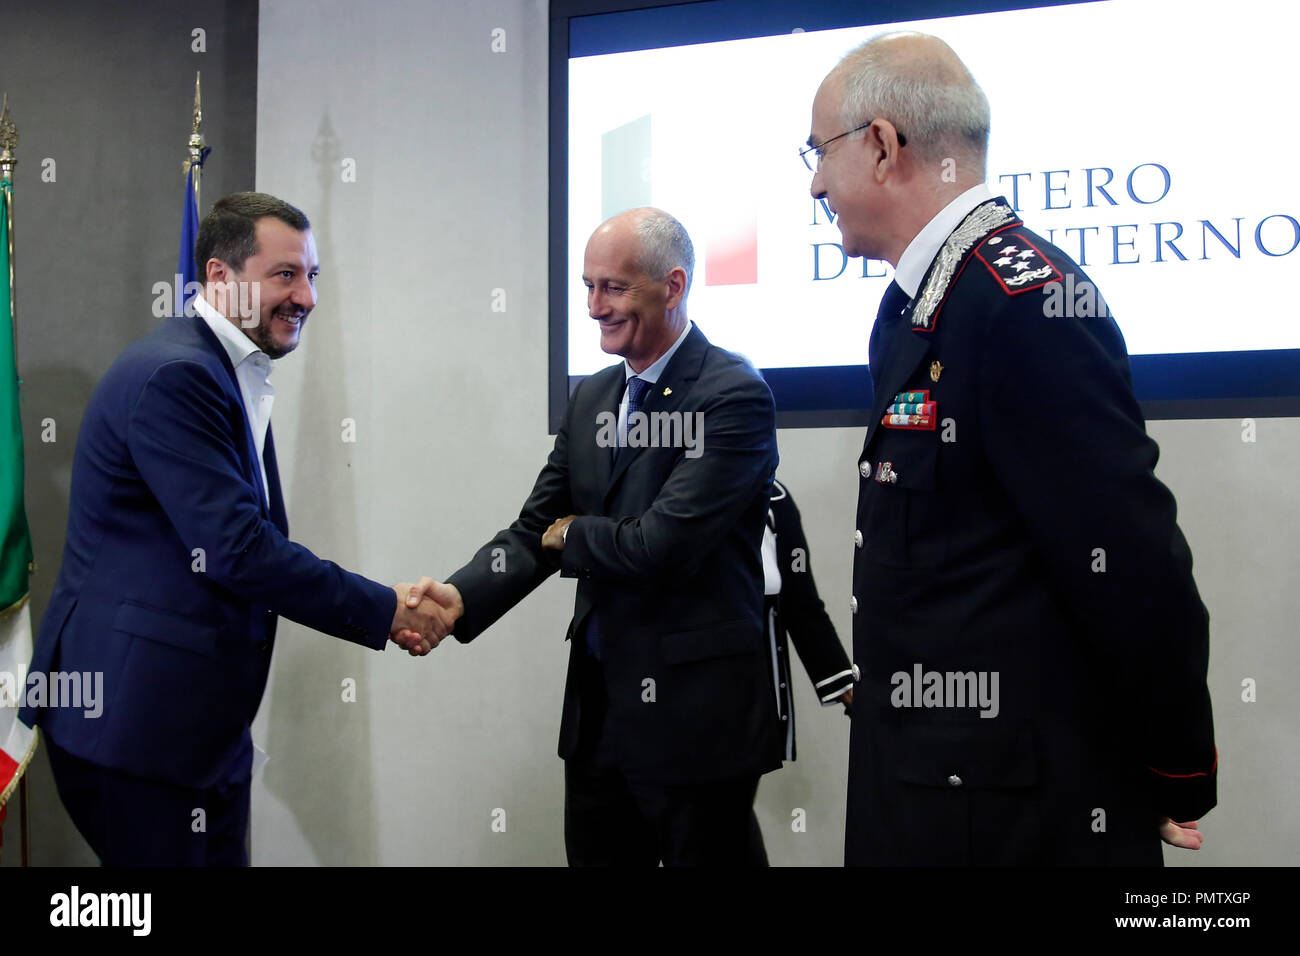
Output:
[266, 262, 319, 273]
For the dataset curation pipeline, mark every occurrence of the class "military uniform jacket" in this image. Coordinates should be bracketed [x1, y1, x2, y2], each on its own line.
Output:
[846, 197, 1217, 865]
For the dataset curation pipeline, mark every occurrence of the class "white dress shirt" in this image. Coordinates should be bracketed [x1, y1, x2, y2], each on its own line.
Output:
[192, 295, 274, 504]
[893, 183, 994, 299]
[617, 319, 693, 445]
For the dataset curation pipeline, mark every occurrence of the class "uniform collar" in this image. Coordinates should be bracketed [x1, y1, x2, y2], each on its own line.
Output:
[894, 183, 993, 299]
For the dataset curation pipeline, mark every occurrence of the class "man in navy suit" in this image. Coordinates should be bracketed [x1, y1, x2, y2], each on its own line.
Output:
[21, 192, 454, 866]
[408, 208, 782, 865]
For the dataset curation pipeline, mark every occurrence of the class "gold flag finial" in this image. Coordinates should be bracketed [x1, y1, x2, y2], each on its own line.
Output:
[0, 94, 17, 179]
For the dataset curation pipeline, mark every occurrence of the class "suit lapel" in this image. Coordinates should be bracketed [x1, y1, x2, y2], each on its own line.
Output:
[604, 325, 708, 505]
[578, 368, 624, 502]
[186, 314, 270, 515]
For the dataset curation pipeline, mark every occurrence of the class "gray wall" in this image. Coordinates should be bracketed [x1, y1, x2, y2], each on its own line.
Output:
[6, 0, 1296, 866]
[0, 0, 258, 866]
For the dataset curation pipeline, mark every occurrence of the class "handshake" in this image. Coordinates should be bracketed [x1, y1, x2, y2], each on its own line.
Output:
[388, 578, 463, 656]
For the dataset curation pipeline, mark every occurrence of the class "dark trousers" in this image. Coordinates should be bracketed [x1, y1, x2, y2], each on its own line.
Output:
[564, 647, 763, 866]
[47, 738, 251, 866]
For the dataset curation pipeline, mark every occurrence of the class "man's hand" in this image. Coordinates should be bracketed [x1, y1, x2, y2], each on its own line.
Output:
[1159, 817, 1203, 850]
[542, 515, 577, 551]
[390, 582, 459, 657]
[396, 578, 465, 656]
[839, 686, 854, 714]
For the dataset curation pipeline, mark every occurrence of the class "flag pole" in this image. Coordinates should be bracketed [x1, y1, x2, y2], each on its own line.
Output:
[1, 94, 16, 363]
[0, 92, 28, 869]
[185, 72, 204, 214]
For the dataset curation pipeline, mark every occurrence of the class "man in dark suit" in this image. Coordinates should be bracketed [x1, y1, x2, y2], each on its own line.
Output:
[407, 208, 782, 865]
[20, 192, 451, 866]
[804, 33, 1217, 865]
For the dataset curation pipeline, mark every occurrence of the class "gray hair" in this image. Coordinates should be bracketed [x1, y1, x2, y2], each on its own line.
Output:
[835, 32, 990, 177]
[635, 210, 695, 297]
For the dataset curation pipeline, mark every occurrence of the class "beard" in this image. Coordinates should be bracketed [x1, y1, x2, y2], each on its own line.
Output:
[246, 307, 307, 359]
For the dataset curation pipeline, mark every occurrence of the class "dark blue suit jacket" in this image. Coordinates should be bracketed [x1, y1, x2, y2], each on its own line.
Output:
[22, 313, 393, 789]
[448, 325, 784, 783]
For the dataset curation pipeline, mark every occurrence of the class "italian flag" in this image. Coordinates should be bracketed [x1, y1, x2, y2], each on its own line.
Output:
[0, 171, 36, 849]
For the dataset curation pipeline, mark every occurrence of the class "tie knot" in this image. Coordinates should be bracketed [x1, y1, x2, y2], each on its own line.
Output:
[626, 375, 651, 411]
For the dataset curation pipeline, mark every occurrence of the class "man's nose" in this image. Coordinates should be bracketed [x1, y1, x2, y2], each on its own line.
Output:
[589, 288, 609, 318]
[291, 274, 317, 309]
[810, 167, 826, 200]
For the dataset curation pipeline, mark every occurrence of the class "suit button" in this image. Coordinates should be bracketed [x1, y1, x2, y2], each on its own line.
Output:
[853, 529, 863, 548]
[859, 460, 870, 478]
[947, 774, 963, 788]
[850, 596, 858, 614]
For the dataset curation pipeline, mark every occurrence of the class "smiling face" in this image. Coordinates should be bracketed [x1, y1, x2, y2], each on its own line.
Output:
[582, 218, 684, 372]
[209, 217, 318, 359]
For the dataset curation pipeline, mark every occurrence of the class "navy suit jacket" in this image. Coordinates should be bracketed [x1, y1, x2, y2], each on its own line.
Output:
[22, 313, 394, 789]
[447, 325, 784, 784]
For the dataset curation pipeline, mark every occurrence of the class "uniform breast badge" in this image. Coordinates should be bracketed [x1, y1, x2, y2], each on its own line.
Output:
[882, 390, 937, 430]
[930, 360, 943, 382]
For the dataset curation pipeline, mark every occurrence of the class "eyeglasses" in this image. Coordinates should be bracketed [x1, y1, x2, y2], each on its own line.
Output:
[800, 119, 906, 172]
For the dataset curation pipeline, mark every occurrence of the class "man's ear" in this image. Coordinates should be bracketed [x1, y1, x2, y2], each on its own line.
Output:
[664, 266, 688, 310]
[869, 119, 904, 183]
[204, 258, 228, 285]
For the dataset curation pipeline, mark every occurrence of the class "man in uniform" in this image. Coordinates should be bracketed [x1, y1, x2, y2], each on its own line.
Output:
[804, 32, 1217, 865]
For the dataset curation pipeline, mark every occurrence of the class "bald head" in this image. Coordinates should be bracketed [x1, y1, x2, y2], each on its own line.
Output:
[829, 31, 990, 179]
[583, 207, 693, 372]
[593, 207, 695, 295]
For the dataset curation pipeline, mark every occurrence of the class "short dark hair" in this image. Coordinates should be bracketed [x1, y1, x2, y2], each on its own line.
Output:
[194, 192, 310, 279]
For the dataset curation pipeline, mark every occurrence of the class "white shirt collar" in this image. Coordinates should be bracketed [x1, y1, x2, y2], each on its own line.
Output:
[624, 319, 693, 384]
[193, 293, 270, 377]
[893, 184, 994, 299]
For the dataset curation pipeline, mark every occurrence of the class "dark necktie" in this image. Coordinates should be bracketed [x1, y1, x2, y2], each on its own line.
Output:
[869, 280, 910, 394]
[623, 376, 651, 440]
[613, 375, 651, 465]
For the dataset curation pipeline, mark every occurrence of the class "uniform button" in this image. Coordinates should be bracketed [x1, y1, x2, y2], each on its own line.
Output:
[781, 715, 788, 721]
[859, 460, 870, 478]
[850, 596, 858, 614]
[853, 529, 863, 548]
[779, 683, 786, 689]
[947, 774, 963, 788]
[258, 640, 270, 651]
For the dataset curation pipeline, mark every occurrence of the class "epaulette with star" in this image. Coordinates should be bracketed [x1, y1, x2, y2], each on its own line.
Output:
[973, 228, 1062, 295]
